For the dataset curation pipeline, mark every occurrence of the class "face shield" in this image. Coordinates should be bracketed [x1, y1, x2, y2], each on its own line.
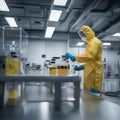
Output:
[78, 30, 87, 42]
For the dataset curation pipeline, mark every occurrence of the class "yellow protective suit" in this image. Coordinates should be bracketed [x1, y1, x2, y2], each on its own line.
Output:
[75, 25, 103, 91]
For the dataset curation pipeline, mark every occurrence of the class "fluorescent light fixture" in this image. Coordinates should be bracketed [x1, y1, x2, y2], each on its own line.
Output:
[53, 0, 68, 6]
[77, 42, 84, 46]
[0, 0, 9, 11]
[103, 42, 111, 46]
[5, 17, 18, 27]
[113, 33, 120, 36]
[45, 27, 55, 38]
[49, 10, 62, 22]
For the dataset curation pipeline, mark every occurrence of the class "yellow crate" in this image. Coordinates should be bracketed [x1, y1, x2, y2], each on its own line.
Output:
[5, 58, 20, 76]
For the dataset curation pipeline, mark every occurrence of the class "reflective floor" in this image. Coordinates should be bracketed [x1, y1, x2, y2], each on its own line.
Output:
[0, 83, 120, 120]
[103, 95, 120, 105]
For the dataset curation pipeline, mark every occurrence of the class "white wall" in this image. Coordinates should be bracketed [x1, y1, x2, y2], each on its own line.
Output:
[28, 40, 120, 64]
[102, 49, 120, 62]
[28, 40, 45, 64]
[45, 40, 67, 60]
[27, 40, 67, 65]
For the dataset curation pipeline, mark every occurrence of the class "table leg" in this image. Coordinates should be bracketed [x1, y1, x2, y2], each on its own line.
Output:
[50, 81, 53, 94]
[74, 82, 80, 108]
[0, 82, 5, 108]
[54, 82, 61, 110]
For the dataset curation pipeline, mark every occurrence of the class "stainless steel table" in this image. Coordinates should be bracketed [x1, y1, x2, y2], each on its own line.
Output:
[0, 75, 81, 110]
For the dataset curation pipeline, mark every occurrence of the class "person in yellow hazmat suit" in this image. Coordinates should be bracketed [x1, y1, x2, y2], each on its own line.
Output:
[65, 25, 103, 95]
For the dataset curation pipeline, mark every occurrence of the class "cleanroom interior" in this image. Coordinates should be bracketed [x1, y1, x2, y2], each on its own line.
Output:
[0, 0, 120, 120]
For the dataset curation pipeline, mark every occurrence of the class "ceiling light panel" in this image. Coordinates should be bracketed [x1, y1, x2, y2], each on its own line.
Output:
[113, 33, 120, 36]
[53, 0, 68, 6]
[77, 42, 84, 46]
[45, 27, 55, 38]
[49, 10, 62, 22]
[0, 0, 9, 11]
[103, 43, 111, 46]
[5, 17, 18, 27]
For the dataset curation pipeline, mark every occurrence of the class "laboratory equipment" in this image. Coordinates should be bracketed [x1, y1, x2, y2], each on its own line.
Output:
[103, 61, 120, 96]
[0, 27, 28, 106]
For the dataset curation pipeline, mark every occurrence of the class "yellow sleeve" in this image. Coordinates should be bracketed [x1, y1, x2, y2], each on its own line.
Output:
[75, 39, 100, 63]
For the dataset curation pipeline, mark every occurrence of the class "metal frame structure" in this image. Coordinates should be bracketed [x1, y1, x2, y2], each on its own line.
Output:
[103, 61, 120, 96]
[0, 27, 28, 58]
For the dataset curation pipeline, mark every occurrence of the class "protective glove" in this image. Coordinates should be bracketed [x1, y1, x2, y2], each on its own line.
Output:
[74, 65, 84, 71]
[65, 52, 76, 62]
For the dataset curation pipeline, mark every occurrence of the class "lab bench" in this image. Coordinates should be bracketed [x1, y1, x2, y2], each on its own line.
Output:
[0, 75, 81, 110]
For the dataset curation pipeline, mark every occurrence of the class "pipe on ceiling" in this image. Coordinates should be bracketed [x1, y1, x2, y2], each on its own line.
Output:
[69, 0, 101, 32]
[69, 0, 117, 32]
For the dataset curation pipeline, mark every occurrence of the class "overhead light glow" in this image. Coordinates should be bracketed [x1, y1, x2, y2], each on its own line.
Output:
[5, 17, 18, 27]
[53, 0, 68, 6]
[0, 0, 9, 11]
[49, 10, 62, 22]
[103, 42, 111, 46]
[45, 27, 55, 38]
[113, 33, 120, 37]
[77, 42, 84, 46]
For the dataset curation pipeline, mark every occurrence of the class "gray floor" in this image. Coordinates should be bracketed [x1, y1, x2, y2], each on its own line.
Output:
[0, 84, 120, 120]
[103, 95, 120, 105]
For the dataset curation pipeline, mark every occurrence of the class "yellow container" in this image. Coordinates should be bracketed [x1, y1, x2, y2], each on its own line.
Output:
[49, 67, 56, 75]
[7, 98, 17, 107]
[8, 89, 18, 99]
[49, 65, 69, 76]
[58, 65, 68, 76]
[7, 88, 18, 107]
[32, 71, 36, 76]
[5, 58, 20, 76]
[58, 69, 68, 76]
